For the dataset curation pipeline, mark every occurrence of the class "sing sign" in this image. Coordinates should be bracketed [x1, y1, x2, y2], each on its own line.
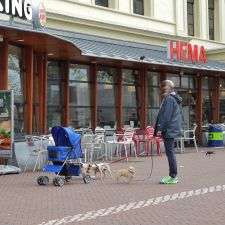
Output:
[167, 40, 207, 63]
[0, 0, 32, 20]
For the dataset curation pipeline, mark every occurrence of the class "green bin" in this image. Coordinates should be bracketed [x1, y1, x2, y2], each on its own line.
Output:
[208, 125, 223, 148]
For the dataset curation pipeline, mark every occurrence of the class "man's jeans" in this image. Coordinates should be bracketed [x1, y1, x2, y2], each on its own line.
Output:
[164, 138, 177, 178]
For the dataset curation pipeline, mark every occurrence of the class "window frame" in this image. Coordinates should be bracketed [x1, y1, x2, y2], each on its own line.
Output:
[95, 0, 109, 7]
[187, 0, 195, 36]
[133, 0, 144, 16]
[208, 0, 215, 40]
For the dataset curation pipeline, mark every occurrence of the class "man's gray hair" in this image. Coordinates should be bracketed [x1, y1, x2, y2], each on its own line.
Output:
[160, 80, 175, 89]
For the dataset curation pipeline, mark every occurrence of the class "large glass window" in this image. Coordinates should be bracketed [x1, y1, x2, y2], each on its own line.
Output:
[69, 64, 91, 128]
[187, 0, 194, 36]
[167, 73, 197, 130]
[202, 77, 214, 124]
[122, 69, 140, 128]
[8, 45, 25, 136]
[219, 78, 225, 123]
[147, 72, 160, 126]
[95, 0, 108, 7]
[133, 0, 144, 15]
[47, 61, 65, 132]
[97, 66, 117, 129]
[208, 0, 214, 40]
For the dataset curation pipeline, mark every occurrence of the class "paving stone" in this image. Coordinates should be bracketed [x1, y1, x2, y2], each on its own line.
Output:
[0, 147, 225, 225]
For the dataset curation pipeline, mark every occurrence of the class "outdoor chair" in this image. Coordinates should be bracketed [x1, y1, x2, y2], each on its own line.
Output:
[176, 124, 198, 153]
[90, 135, 106, 162]
[24, 135, 48, 172]
[107, 128, 137, 162]
[146, 126, 163, 156]
[81, 131, 93, 163]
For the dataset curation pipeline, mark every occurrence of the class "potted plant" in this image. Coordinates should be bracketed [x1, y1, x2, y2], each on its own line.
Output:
[0, 128, 11, 149]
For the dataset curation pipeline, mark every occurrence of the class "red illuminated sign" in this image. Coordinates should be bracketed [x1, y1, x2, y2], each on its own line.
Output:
[167, 40, 207, 63]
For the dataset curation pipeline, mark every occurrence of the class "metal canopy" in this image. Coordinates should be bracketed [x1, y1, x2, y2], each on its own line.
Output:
[50, 29, 225, 72]
[1, 20, 225, 72]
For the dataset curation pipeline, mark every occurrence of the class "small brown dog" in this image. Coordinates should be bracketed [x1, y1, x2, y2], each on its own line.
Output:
[115, 166, 135, 183]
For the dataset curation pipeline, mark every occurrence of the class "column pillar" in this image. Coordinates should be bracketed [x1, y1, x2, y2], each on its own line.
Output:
[0, 39, 8, 90]
[25, 47, 34, 134]
[38, 52, 44, 133]
[91, 64, 97, 130]
[196, 75, 202, 145]
[140, 69, 147, 129]
[65, 61, 70, 127]
[213, 76, 220, 123]
[117, 66, 123, 131]
[42, 54, 47, 133]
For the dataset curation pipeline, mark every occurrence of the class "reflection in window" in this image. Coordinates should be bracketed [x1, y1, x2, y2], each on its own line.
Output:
[187, 0, 194, 36]
[202, 77, 214, 124]
[208, 0, 214, 40]
[133, 0, 144, 15]
[167, 73, 180, 87]
[69, 64, 91, 128]
[97, 66, 117, 129]
[122, 69, 140, 128]
[95, 0, 108, 7]
[147, 72, 159, 126]
[219, 78, 225, 123]
[166, 73, 197, 130]
[47, 61, 65, 131]
[8, 45, 25, 135]
[167, 73, 197, 89]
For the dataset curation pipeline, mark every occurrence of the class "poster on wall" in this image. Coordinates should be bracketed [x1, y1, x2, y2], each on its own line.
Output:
[0, 90, 14, 158]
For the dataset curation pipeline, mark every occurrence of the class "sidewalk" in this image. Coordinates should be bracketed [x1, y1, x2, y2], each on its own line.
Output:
[1, 147, 225, 225]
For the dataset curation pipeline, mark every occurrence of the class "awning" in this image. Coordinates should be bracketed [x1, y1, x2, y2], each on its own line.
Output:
[50, 29, 225, 73]
[1, 20, 225, 73]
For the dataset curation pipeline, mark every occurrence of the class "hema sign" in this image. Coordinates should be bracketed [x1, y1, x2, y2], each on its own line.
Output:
[167, 40, 207, 63]
[0, 0, 32, 20]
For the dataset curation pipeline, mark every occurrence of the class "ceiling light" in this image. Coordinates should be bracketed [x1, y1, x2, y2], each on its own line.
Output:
[17, 39, 24, 42]
[48, 53, 54, 56]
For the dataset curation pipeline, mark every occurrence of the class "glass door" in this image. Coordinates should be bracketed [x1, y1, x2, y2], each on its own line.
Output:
[177, 89, 197, 131]
[47, 61, 65, 132]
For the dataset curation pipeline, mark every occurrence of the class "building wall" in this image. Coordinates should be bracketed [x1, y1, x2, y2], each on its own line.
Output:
[37, 0, 225, 51]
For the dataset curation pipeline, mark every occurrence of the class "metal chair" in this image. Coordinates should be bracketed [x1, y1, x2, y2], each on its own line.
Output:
[107, 128, 137, 162]
[176, 124, 198, 153]
[24, 135, 48, 172]
[81, 128, 94, 163]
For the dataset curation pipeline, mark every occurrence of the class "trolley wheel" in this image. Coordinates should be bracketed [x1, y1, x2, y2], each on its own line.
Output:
[42, 176, 49, 185]
[37, 176, 44, 185]
[83, 174, 91, 184]
[65, 176, 72, 183]
[53, 177, 65, 187]
[53, 177, 58, 186]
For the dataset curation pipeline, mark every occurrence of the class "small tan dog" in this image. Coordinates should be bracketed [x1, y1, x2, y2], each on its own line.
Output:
[115, 166, 135, 183]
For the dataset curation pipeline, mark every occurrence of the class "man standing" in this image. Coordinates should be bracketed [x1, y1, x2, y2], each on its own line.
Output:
[154, 80, 182, 184]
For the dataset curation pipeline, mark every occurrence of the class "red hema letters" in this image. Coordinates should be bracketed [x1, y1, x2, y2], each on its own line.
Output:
[167, 40, 207, 63]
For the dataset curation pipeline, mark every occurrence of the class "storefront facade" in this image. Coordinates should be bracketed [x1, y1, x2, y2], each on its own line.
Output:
[1, 0, 225, 149]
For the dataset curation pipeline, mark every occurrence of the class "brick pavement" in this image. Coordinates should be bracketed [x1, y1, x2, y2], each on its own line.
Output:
[1, 147, 225, 225]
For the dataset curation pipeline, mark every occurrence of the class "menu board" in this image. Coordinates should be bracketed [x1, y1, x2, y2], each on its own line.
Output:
[0, 90, 14, 158]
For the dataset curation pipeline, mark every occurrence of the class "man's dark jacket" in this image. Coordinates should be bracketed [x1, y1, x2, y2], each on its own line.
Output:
[155, 92, 182, 138]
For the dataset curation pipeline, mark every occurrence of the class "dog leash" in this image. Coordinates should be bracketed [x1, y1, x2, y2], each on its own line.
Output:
[109, 155, 154, 182]
[134, 155, 154, 182]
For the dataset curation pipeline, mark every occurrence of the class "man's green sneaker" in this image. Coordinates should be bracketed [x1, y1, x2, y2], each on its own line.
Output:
[159, 176, 178, 184]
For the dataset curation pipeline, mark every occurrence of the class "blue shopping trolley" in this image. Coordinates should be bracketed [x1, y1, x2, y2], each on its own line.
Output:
[37, 126, 91, 187]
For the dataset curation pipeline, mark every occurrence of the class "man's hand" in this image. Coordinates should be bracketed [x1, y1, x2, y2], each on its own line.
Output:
[154, 131, 162, 137]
